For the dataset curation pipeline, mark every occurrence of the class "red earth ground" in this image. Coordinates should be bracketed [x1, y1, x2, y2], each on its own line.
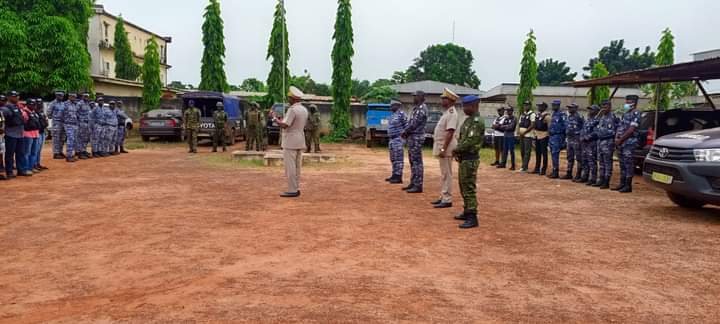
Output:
[1, 142, 719, 323]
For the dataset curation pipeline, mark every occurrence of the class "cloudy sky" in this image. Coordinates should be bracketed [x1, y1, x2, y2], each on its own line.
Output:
[100, 0, 719, 91]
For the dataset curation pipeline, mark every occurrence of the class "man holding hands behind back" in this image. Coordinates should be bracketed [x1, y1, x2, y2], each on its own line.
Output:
[272, 86, 308, 198]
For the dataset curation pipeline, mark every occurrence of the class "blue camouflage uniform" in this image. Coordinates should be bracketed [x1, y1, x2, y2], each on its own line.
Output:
[404, 103, 428, 189]
[115, 108, 130, 148]
[549, 109, 568, 172]
[580, 114, 600, 183]
[594, 112, 618, 182]
[388, 109, 408, 178]
[104, 108, 118, 153]
[76, 100, 91, 154]
[90, 104, 103, 153]
[48, 99, 66, 154]
[616, 108, 641, 180]
[565, 111, 584, 175]
[63, 101, 80, 158]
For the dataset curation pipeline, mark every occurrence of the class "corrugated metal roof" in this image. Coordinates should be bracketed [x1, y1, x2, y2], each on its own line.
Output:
[482, 83, 646, 99]
[571, 58, 720, 87]
[389, 80, 483, 95]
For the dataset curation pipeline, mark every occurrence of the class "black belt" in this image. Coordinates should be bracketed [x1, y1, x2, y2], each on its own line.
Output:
[459, 152, 479, 160]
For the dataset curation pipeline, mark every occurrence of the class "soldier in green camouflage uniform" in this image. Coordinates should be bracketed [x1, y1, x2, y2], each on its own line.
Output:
[304, 104, 321, 153]
[183, 100, 202, 153]
[453, 95, 485, 229]
[245, 102, 262, 151]
[213, 102, 228, 152]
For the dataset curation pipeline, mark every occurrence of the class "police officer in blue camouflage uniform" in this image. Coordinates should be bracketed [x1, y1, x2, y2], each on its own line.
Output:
[48, 91, 66, 159]
[76, 93, 92, 159]
[612, 95, 641, 193]
[106, 101, 119, 156]
[63, 93, 80, 162]
[401, 91, 428, 194]
[385, 98, 408, 184]
[562, 103, 584, 180]
[548, 100, 567, 179]
[90, 97, 104, 157]
[579, 105, 601, 185]
[592, 100, 618, 189]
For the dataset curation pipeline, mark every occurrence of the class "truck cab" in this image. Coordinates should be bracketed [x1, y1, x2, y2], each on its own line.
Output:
[365, 103, 392, 147]
[182, 92, 245, 145]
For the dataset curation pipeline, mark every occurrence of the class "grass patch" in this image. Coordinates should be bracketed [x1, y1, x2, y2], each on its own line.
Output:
[124, 134, 185, 151]
[199, 154, 266, 170]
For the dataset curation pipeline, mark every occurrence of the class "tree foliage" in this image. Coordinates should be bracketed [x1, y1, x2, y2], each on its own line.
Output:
[583, 40, 655, 78]
[114, 17, 141, 81]
[329, 0, 354, 140]
[266, 0, 290, 105]
[289, 74, 331, 96]
[239, 78, 267, 92]
[142, 38, 162, 112]
[587, 62, 610, 105]
[537, 58, 576, 86]
[168, 81, 194, 90]
[654, 28, 674, 110]
[199, 0, 229, 92]
[362, 86, 397, 104]
[391, 71, 408, 84]
[517, 30, 538, 113]
[0, 0, 93, 95]
[351, 79, 370, 98]
[403, 43, 481, 89]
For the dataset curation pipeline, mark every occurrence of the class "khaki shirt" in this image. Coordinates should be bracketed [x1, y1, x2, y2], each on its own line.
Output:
[535, 113, 551, 140]
[281, 103, 309, 150]
[433, 107, 459, 157]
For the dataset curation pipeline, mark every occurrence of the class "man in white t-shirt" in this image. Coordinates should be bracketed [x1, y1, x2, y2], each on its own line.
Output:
[271, 86, 309, 198]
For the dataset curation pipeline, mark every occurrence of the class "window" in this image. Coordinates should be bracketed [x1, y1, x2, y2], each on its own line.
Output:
[103, 22, 110, 40]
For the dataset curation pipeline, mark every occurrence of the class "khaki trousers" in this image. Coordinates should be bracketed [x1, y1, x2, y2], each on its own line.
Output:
[283, 149, 303, 193]
[439, 157, 453, 203]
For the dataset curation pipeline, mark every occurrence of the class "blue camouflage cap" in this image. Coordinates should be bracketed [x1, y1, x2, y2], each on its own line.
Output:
[552, 100, 562, 105]
[462, 95, 481, 104]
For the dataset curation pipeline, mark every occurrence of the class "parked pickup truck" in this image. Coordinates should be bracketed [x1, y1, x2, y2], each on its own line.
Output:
[643, 127, 720, 209]
[365, 103, 392, 148]
[182, 92, 245, 145]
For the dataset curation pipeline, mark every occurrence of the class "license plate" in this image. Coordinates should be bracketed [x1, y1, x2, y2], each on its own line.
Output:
[380, 119, 389, 125]
[150, 121, 165, 127]
[651, 172, 673, 185]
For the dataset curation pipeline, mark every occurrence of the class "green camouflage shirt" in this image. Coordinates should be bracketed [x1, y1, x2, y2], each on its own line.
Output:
[184, 107, 201, 129]
[455, 112, 485, 154]
[213, 110, 228, 129]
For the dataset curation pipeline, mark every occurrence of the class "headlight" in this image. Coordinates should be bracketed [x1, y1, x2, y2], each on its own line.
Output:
[694, 149, 720, 162]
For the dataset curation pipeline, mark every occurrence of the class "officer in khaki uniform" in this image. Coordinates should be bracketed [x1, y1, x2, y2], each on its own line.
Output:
[430, 88, 459, 209]
[245, 102, 262, 151]
[272, 86, 309, 198]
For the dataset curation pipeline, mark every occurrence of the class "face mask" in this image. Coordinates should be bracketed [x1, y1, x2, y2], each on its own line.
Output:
[624, 103, 634, 111]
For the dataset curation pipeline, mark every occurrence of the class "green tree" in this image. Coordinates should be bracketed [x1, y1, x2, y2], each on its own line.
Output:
[142, 37, 162, 112]
[537, 58, 577, 86]
[517, 30, 538, 113]
[330, 0, 355, 140]
[362, 86, 397, 104]
[266, 0, 290, 105]
[583, 40, 655, 78]
[114, 16, 141, 80]
[391, 70, 408, 84]
[199, 0, 229, 92]
[351, 79, 370, 98]
[240, 78, 267, 92]
[371, 79, 394, 88]
[403, 43, 481, 89]
[0, 1, 93, 95]
[654, 28, 674, 110]
[587, 62, 610, 105]
[168, 81, 193, 90]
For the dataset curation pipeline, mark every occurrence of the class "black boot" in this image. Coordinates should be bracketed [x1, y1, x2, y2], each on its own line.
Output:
[619, 177, 633, 193]
[388, 175, 402, 184]
[385, 175, 393, 182]
[548, 169, 559, 179]
[459, 211, 479, 229]
[573, 169, 584, 182]
[540, 168, 547, 176]
[561, 170, 573, 180]
[600, 177, 610, 190]
[530, 169, 540, 174]
[591, 178, 603, 187]
[120, 146, 129, 153]
[454, 210, 468, 221]
[611, 177, 626, 191]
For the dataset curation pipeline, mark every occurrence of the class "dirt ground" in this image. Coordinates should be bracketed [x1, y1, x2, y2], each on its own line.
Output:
[1, 142, 719, 323]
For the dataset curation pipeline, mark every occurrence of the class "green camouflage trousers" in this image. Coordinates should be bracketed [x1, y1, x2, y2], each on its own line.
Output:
[459, 159, 479, 211]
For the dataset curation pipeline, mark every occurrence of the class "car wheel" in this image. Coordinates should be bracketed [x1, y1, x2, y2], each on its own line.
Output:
[667, 192, 706, 209]
[141, 135, 150, 142]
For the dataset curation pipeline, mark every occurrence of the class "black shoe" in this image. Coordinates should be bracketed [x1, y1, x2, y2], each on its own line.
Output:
[59, 153, 66, 159]
[212, 149, 217, 153]
[540, 170, 547, 176]
[520, 168, 528, 173]
[402, 185, 414, 191]
[430, 199, 442, 205]
[18, 172, 32, 177]
[385, 176, 394, 182]
[600, 178, 610, 190]
[53, 154, 64, 160]
[548, 169, 559, 179]
[0, 174, 6, 181]
[223, 148, 227, 152]
[619, 178, 633, 193]
[454, 211, 468, 221]
[575, 175, 588, 183]
[406, 187, 423, 194]
[530, 169, 540, 174]
[496, 164, 506, 169]
[389, 178, 403, 184]
[434, 202, 452, 209]
[509, 166, 516, 171]
[490, 161, 499, 166]
[110, 151, 119, 156]
[120, 147, 129, 153]
[66, 157, 78, 163]
[280, 191, 301, 198]
[611, 177, 626, 191]
[586, 179, 596, 186]
[79, 154, 88, 160]
[561, 172, 573, 180]
[459, 212, 479, 229]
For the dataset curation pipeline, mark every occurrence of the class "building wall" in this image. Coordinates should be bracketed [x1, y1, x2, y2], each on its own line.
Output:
[88, 11, 170, 84]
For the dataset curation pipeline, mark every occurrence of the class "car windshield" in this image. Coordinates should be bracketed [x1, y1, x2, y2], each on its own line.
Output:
[146, 109, 181, 118]
[428, 112, 442, 123]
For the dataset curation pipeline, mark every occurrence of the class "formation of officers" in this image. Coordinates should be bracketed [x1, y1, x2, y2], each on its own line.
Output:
[494, 95, 641, 193]
[386, 89, 485, 229]
[385, 89, 642, 229]
[0, 90, 131, 180]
